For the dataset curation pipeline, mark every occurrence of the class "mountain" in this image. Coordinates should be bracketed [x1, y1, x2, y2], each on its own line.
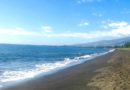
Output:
[75, 37, 130, 47]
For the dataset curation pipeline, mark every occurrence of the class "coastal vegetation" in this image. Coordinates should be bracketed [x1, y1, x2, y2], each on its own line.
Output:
[123, 42, 130, 48]
[113, 42, 130, 48]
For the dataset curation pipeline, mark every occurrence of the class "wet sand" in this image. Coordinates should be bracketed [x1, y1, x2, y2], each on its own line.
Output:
[2, 49, 130, 90]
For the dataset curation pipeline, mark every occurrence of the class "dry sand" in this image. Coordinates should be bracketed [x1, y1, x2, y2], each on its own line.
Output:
[2, 49, 130, 90]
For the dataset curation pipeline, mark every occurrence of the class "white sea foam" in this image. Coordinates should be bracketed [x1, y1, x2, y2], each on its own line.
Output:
[108, 49, 115, 52]
[0, 49, 115, 85]
[0, 54, 92, 83]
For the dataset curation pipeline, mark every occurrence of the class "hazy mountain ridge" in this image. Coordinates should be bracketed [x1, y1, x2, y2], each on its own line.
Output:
[75, 37, 130, 47]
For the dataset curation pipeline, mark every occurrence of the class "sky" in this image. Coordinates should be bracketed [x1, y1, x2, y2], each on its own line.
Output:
[0, 0, 130, 45]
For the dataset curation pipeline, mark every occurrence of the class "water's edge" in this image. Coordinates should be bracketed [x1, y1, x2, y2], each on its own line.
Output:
[0, 49, 115, 89]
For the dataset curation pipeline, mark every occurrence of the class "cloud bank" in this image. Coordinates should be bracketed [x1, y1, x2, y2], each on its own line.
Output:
[0, 21, 130, 44]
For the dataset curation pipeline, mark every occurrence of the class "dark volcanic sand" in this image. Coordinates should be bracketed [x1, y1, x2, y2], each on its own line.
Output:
[2, 49, 130, 90]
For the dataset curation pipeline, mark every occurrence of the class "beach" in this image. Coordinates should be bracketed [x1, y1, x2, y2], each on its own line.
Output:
[2, 49, 130, 90]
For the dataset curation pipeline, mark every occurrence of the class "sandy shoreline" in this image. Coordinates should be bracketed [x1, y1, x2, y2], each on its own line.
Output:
[2, 49, 130, 90]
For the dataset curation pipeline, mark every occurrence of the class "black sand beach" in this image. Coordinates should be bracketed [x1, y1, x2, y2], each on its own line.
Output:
[2, 49, 130, 90]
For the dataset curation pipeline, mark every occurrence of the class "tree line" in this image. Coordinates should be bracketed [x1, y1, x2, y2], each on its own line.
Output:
[114, 42, 130, 48]
[123, 42, 130, 48]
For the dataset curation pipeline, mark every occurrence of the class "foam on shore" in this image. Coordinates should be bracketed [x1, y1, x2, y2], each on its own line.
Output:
[0, 49, 115, 87]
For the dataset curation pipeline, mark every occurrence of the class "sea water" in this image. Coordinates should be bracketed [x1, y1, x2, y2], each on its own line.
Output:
[0, 44, 112, 87]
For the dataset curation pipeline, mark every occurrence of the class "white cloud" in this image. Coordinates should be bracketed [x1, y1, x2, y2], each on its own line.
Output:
[101, 21, 130, 37]
[0, 28, 39, 44]
[48, 21, 130, 39]
[108, 21, 128, 28]
[0, 22, 130, 39]
[108, 22, 130, 36]
[41, 25, 53, 33]
[0, 28, 36, 36]
[0, 21, 130, 44]
[78, 21, 89, 27]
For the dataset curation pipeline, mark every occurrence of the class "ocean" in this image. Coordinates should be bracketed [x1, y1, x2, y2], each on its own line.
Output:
[0, 44, 112, 87]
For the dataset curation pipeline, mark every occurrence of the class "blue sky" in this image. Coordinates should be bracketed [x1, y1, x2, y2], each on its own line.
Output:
[0, 0, 130, 45]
